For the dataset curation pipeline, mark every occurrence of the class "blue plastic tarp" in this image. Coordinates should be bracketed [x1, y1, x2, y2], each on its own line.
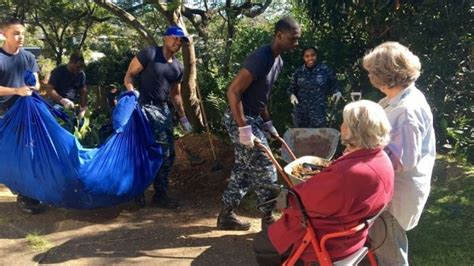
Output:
[0, 92, 162, 209]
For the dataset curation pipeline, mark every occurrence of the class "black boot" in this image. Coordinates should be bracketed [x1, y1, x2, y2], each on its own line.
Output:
[151, 193, 179, 209]
[17, 195, 42, 215]
[261, 211, 276, 230]
[217, 205, 251, 231]
[133, 193, 146, 208]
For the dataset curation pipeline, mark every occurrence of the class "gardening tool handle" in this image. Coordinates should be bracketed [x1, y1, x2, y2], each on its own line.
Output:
[328, 95, 343, 128]
[255, 140, 294, 188]
[274, 135, 297, 161]
[194, 83, 217, 161]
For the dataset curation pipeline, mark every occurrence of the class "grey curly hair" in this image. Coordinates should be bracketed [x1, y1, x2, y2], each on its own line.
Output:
[363, 42, 421, 88]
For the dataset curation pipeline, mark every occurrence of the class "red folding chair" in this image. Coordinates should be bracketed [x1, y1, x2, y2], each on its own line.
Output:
[281, 193, 384, 266]
[256, 138, 382, 266]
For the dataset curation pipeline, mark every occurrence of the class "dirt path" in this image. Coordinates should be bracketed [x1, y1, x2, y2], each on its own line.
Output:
[0, 134, 267, 265]
[0, 185, 262, 265]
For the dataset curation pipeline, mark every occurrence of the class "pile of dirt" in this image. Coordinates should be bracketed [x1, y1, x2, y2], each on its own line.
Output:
[169, 133, 234, 200]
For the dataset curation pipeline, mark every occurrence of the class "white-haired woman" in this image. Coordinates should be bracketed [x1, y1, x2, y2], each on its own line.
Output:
[363, 41, 436, 265]
[254, 100, 394, 265]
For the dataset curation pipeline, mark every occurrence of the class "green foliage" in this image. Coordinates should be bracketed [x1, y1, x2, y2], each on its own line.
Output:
[293, 1, 472, 160]
[85, 48, 134, 87]
[389, 1, 473, 161]
[36, 56, 55, 81]
[195, 19, 274, 136]
[56, 95, 112, 148]
[25, 0, 470, 161]
[409, 156, 474, 264]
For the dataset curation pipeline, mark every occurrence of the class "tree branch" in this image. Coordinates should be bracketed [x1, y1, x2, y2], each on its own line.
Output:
[93, 0, 158, 46]
[238, 0, 272, 18]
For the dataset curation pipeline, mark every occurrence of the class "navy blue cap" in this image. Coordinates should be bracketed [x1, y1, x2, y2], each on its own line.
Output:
[164, 26, 189, 42]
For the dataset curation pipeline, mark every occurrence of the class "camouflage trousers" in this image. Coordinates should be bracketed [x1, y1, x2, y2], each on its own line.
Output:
[293, 101, 328, 128]
[221, 109, 277, 213]
[142, 103, 175, 195]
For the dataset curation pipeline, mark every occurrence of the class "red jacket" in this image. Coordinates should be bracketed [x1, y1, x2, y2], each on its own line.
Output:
[268, 148, 394, 262]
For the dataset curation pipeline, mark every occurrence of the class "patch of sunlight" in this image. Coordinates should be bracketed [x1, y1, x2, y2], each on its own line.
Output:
[436, 193, 473, 206]
[437, 195, 460, 204]
[426, 207, 442, 215]
[25, 232, 53, 251]
[459, 196, 472, 206]
[143, 246, 210, 259]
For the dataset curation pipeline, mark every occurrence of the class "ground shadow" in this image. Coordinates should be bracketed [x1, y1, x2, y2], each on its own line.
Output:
[32, 223, 258, 265]
[0, 199, 139, 240]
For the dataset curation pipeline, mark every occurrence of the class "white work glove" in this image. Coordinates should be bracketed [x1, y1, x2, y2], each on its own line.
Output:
[79, 106, 88, 119]
[290, 94, 299, 105]
[131, 89, 140, 99]
[332, 92, 342, 104]
[179, 117, 193, 133]
[262, 120, 279, 139]
[238, 125, 257, 148]
[60, 98, 75, 109]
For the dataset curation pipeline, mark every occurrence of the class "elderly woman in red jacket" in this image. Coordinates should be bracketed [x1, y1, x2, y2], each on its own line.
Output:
[254, 100, 395, 265]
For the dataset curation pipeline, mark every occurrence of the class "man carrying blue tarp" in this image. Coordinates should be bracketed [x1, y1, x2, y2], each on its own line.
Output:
[124, 25, 192, 209]
[0, 18, 42, 214]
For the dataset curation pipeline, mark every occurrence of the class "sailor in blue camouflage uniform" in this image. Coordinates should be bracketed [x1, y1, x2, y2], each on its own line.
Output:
[217, 17, 301, 231]
[124, 26, 193, 209]
[288, 47, 342, 128]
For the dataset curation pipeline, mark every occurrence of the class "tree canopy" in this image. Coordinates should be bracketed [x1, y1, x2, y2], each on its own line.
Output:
[1, 0, 471, 160]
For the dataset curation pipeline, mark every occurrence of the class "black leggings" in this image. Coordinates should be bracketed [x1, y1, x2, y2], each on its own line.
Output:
[253, 227, 302, 266]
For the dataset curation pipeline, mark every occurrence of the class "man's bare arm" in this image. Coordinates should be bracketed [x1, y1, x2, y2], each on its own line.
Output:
[124, 56, 144, 91]
[45, 84, 64, 102]
[169, 83, 185, 118]
[227, 68, 254, 127]
[0, 86, 31, 96]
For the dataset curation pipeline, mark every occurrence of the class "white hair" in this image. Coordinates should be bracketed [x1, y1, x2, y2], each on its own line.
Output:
[341, 100, 391, 149]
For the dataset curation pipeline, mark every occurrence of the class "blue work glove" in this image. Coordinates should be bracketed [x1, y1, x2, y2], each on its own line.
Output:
[179, 117, 193, 133]
[262, 120, 279, 140]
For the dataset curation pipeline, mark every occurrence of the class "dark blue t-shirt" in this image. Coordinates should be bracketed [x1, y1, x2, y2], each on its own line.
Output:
[48, 65, 86, 101]
[241, 45, 283, 114]
[136, 46, 184, 102]
[0, 48, 39, 106]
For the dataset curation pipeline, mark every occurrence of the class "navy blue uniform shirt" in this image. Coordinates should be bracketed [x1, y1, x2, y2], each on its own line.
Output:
[48, 65, 86, 101]
[0, 48, 39, 106]
[136, 46, 184, 103]
[241, 45, 283, 115]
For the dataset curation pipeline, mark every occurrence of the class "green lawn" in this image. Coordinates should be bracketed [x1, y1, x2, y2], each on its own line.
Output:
[409, 156, 474, 265]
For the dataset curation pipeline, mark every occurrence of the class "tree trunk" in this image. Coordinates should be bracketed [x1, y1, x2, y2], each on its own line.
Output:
[154, 3, 203, 131]
[221, 13, 236, 77]
[181, 40, 203, 130]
